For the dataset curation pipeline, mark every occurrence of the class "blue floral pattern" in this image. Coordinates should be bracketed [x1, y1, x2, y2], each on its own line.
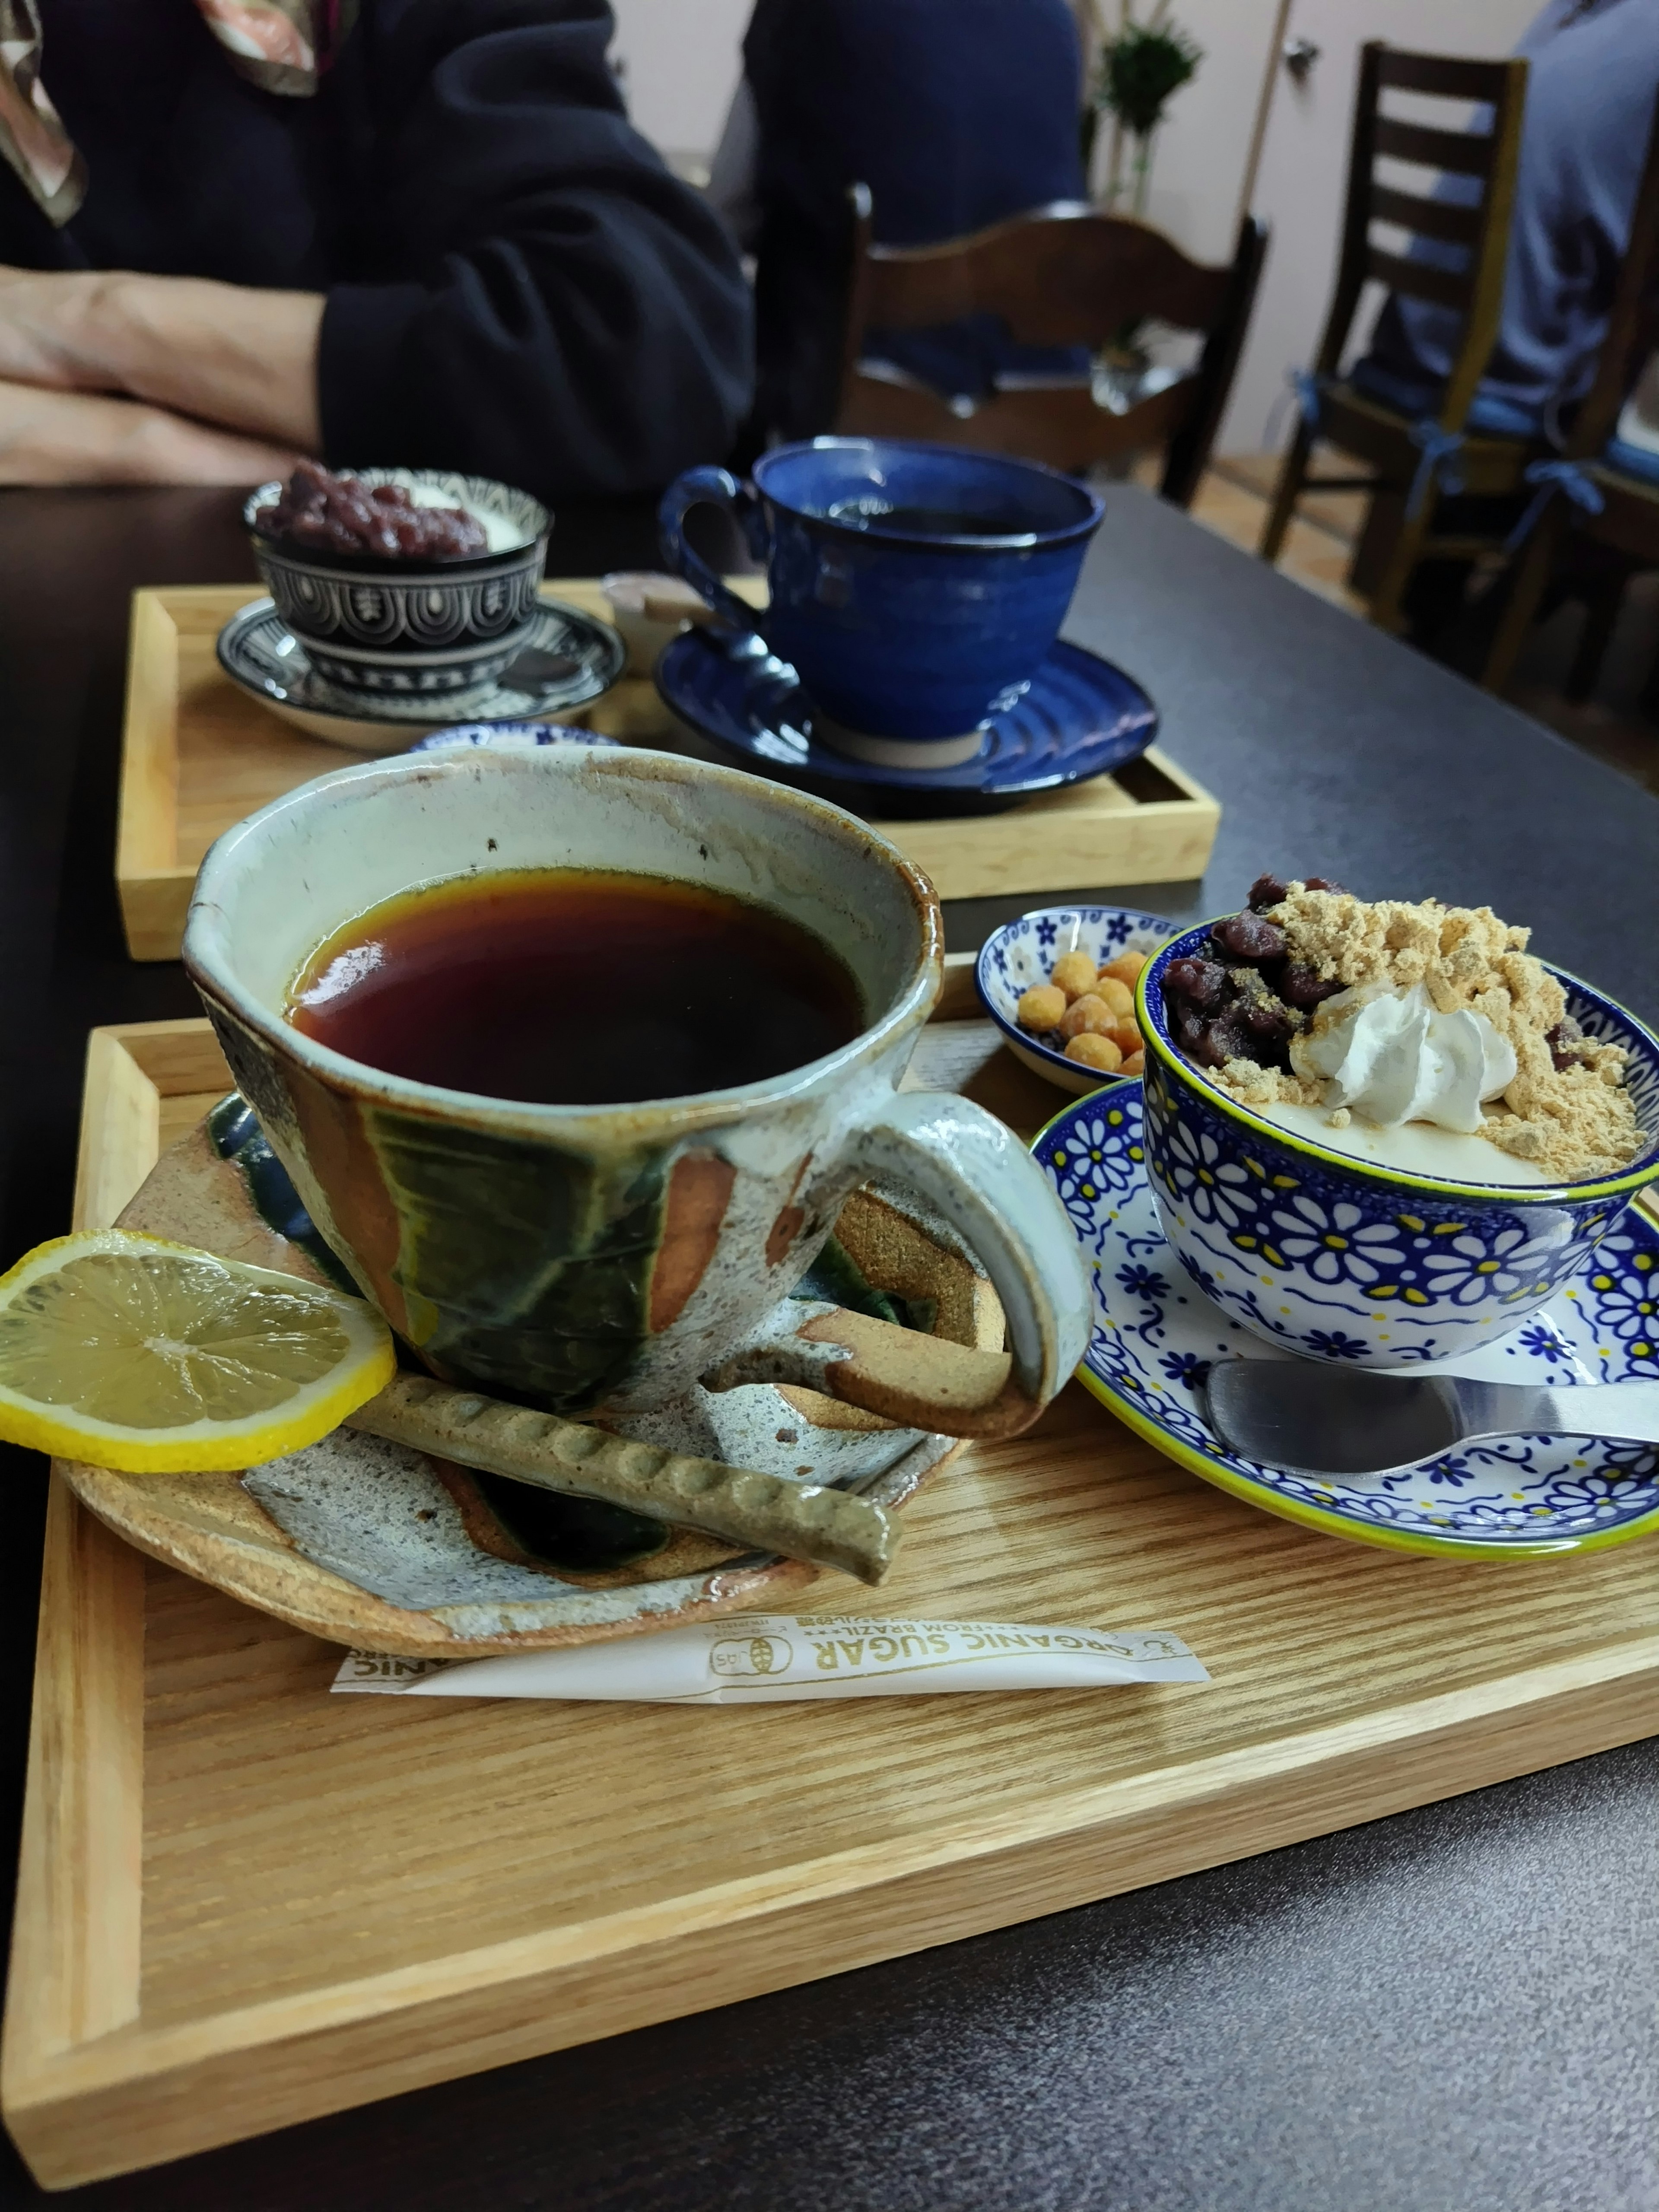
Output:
[1133, 922, 1659, 1368]
[1033, 1084, 1659, 1554]
[976, 904, 1177, 1090]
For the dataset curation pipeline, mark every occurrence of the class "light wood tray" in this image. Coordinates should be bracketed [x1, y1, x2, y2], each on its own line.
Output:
[114, 580, 1220, 960]
[8, 1004, 1659, 2190]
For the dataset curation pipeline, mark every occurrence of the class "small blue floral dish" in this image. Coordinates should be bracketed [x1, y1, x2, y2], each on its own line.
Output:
[1033, 1084, 1659, 1557]
[976, 905, 1179, 1096]
[654, 626, 1157, 816]
[1133, 923, 1659, 1370]
[408, 721, 620, 753]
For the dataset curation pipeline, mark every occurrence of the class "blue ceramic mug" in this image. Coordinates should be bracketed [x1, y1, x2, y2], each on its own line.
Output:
[658, 437, 1104, 766]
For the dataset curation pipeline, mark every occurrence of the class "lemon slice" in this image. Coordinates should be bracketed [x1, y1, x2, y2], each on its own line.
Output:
[0, 1230, 395, 1472]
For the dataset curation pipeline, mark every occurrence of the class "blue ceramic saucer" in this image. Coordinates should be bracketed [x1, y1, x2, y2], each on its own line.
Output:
[655, 626, 1157, 814]
[1033, 1083, 1659, 1558]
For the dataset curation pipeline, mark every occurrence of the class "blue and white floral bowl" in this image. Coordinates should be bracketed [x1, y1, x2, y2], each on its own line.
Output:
[1033, 1083, 1659, 1557]
[976, 905, 1179, 1096]
[1134, 922, 1659, 1370]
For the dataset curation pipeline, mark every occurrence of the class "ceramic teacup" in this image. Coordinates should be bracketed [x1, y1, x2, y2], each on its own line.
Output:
[1136, 922, 1659, 1369]
[183, 746, 1090, 1430]
[657, 436, 1103, 769]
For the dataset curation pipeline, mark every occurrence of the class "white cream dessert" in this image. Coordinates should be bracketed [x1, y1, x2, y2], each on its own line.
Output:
[1163, 879, 1651, 1185]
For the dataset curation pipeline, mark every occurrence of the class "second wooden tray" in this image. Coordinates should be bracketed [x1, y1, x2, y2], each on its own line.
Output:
[115, 582, 1220, 960]
[6, 1005, 1659, 2190]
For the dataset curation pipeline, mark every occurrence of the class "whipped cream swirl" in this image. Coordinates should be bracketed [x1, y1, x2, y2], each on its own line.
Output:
[1289, 982, 1516, 1132]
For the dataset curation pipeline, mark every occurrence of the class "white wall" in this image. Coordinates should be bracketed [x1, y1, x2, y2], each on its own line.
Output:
[608, 0, 750, 165]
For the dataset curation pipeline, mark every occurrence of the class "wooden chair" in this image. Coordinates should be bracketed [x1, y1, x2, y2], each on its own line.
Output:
[830, 194, 1267, 507]
[1258, 43, 1533, 633]
[1480, 88, 1659, 698]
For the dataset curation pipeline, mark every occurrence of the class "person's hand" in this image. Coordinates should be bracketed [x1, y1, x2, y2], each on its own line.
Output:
[0, 377, 301, 484]
[0, 266, 108, 390]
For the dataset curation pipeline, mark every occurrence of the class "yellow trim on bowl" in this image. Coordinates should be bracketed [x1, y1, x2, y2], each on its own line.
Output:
[1134, 926, 1659, 1205]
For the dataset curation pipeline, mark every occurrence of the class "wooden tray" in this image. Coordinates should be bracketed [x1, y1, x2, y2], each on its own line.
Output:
[8, 1006, 1659, 2190]
[114, 581, 1220, 960]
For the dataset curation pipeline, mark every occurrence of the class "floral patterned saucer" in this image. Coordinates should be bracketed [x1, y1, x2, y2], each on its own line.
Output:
[1033, 1085, 1659, 1558]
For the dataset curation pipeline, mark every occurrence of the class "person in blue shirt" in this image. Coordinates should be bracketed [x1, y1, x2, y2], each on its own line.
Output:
[1356, 0, 1659, 442]
[710, 0, 1092, 444]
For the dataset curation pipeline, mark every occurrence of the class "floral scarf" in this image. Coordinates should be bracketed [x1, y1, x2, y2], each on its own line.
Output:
[0, 0, 355, 225]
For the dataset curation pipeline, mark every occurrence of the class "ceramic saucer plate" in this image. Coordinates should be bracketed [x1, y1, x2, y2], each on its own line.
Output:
[978, 904, 1181, 1097]
[60, 1096, 973, 1656]
[655, 625, 1157, 817]
[1033, 1084, 1659, 1558]
[217, 594, 627, 756]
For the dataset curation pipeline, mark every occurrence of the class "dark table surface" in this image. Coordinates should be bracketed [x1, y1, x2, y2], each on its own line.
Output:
[1, 482, 1655, 2211]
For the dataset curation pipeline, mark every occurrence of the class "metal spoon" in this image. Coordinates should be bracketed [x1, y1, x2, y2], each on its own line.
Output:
[1202, 1360, 1659, 1479]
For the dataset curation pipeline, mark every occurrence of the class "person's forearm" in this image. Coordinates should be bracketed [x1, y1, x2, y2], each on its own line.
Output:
[84, 273, 324, 451]
[0, 378, 302, 485]
[0, 267, 322, 450]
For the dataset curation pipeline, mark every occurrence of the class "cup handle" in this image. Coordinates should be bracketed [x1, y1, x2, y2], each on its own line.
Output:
[657, 465, 770, 637]
[702, 1092, 1093, 1440]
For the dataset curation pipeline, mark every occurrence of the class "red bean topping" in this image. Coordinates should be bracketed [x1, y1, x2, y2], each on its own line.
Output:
[259, 461, 488, 560]
[1214, 912, 1287, 962]
[1164, 956, 1227, 1010]
[1247, 873, 1290, 912]
[1278, 962, 1342, 1011]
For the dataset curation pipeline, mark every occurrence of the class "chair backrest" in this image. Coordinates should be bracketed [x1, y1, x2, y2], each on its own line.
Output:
[1559, 86, 1659, 461]
[1319, 43, 1529, 431]
[830, 196, 1267, 502]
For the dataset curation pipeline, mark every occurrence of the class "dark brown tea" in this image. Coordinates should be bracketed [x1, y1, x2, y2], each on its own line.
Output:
[287, 869, 864, 1105]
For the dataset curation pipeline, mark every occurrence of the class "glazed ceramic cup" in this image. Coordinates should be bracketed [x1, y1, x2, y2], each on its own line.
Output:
[245, 468, 550, 699]
[1136, 922, 1659, 1369]
[184, 746, 1090, 1428]
[657, 436, 1103, 768]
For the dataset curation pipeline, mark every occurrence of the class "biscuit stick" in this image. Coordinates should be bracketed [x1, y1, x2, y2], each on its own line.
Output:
[346, 1372, 899, 1586]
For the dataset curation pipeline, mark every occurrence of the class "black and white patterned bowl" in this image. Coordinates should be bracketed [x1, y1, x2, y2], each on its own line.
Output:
[245, 469, 550, 698]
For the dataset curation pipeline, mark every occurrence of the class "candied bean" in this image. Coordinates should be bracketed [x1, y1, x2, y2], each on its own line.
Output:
[1302, 876, 1345, 894]
[1097, 950, 1147, 987]
[1164, 956, 1226, 1010]
[1064, 1032, 1122, 1072]
[1278, 962, 1341, 1011]
[1059, 993, 1116, 1039]
[1016, 984, 1066, 1033]
[1049, 950, 1100, 1001]
[1214, 912, 1286, 963]
[1248, 873, 1290, 912]
[1173, 1004, 1209, 1055]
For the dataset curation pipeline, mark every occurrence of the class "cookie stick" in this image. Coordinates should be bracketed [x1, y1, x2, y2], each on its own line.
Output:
[346, 1373, 899, 1586]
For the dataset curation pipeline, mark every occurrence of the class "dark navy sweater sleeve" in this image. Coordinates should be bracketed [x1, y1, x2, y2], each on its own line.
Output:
[317, 0, 752, 496]
[8, 0, 752, 500]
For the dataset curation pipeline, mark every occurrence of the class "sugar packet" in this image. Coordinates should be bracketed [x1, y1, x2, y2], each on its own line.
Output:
[331, 1617, 1208, 1703]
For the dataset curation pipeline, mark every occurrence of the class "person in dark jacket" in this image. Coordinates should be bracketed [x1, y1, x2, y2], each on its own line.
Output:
[0, 0, 753, 496]
[711, 0, 1090, 443]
